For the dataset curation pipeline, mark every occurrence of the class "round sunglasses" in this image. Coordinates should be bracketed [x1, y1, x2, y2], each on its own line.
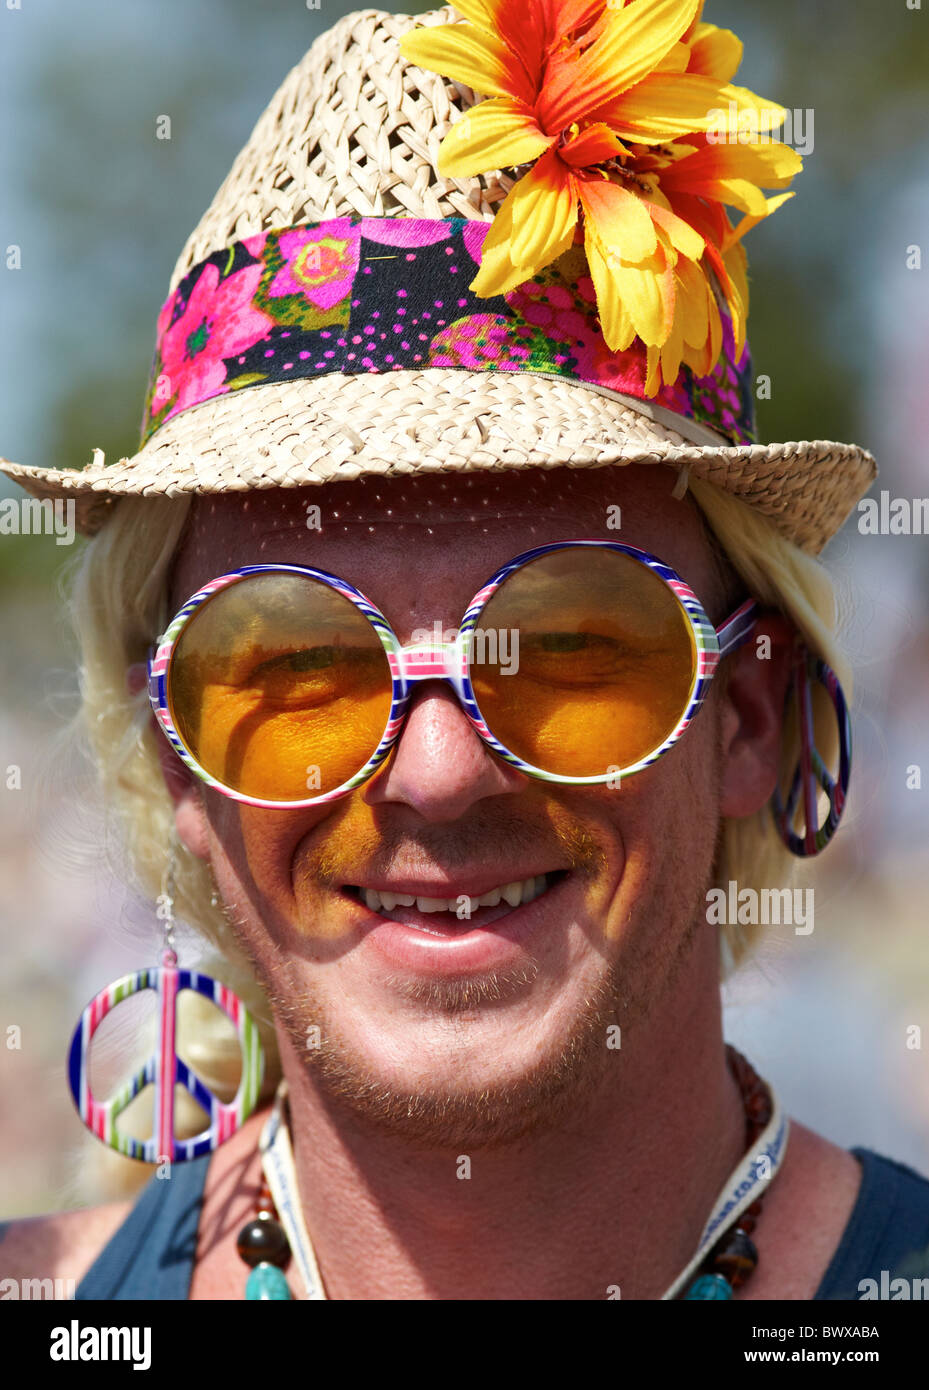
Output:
[146, 539, 849, 854]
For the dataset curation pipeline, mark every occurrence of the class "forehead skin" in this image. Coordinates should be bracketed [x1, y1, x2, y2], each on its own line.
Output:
[169, 463, 735, 628]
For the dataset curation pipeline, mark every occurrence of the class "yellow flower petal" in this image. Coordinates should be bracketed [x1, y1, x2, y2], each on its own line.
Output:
[539, 0, 700, 131]
[469, 194, 519, 297]
[645, 343, 662, 395]
[682, 0, 707, 40]
[584, 234, 637, 352]
[649, 202, 705, 262]
[444, 0, 502, 33]
[399, 25, 534, 104]
[660, 300, 685, 383]
[558, 121, 626, 167]
[438, 98, 554, 177]
[653, 221, 679, 323]
[718, 83, 787, 136]
[687, 22, 742, 81]
[552, 0, 612, 34]
[699, 233, 746, 357]
[726, 191, 794, 247]
[676, 256, 708, 346]
[603, 72, 753, 143]
[656, 40, 691, 73]
[450, 0, 603, 70]
[589, 236, 674, 351]
[577, 176, 658, 264]
[676, 257, 721, 377]
[702, 177, 772, 217]
[721, 240, 750, 356]
[445, 0, 544, 89]
[508, 150, 579, 267]
[469, 191, 564, 299]
[660, 141, 802, 195]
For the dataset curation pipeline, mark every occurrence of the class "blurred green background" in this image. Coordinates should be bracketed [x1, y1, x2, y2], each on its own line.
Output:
[1, 0, 928, 1214]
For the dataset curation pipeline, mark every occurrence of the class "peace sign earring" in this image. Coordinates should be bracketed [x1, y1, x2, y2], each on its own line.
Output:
[771, 642, 852, 857]
[67, 841, 265, 1162]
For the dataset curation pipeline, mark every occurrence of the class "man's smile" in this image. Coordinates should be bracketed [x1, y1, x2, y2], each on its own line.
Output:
[336, 869, 577, 972]
[343, 868, 566, 920]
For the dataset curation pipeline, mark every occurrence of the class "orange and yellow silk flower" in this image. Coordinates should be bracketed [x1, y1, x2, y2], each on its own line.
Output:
[399, 0, 802, 394]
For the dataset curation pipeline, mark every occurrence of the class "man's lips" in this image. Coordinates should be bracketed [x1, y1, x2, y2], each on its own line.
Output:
[336, 868, 573, 974]
[340, 870, 569, 933]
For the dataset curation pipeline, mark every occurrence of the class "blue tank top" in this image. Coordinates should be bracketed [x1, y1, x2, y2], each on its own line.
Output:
[73, 1146, 929, 1300]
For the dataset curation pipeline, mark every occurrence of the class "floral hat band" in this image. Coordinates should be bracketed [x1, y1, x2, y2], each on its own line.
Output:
[143, 214, 755, 451]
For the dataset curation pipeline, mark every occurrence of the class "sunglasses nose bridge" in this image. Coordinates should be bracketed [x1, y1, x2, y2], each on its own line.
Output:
[394, 637, 466, 703]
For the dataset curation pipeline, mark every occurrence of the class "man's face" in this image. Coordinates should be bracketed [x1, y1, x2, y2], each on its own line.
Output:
[166, 464, 741, 1145]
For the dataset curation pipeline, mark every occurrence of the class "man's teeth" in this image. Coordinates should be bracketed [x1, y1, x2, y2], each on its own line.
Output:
[362, 875, 548, 915]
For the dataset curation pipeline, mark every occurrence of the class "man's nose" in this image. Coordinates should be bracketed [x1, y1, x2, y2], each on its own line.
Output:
[363, 681, 526, 823]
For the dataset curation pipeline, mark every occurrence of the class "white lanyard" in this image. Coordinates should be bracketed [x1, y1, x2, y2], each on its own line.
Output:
[661, 1091, 789, 1299]
[259, 1073, 789, 1301]
[258, 1084, 327, 1300]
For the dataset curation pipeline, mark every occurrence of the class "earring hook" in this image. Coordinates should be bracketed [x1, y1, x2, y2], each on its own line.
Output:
[156, 838, 179, 966]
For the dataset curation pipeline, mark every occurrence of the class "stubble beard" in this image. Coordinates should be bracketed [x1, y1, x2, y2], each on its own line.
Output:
[261, 892, 706, 1150]
[210, 803, 715, 1152]
[263, 952, 624, 1149]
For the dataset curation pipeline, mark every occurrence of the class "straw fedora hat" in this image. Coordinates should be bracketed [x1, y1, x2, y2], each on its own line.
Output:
[0, 4, 876, 551]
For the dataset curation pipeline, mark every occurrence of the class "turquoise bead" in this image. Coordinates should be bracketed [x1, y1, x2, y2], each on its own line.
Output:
[246, 1262, 293, 1300]
[684, 1273, 733, 1300]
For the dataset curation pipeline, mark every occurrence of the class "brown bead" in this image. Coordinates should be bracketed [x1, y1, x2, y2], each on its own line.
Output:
[236, 1213, 291, 1269]
[739, 1199, 764, 1235]
[711, 1228, 759, 1287]
[254, 1176, 277, 1215]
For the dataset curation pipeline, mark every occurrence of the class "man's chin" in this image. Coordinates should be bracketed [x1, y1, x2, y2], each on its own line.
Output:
[375, 960, 541, 1011]
[300, 1049, 604, 1149]
[282, 986, 621, 1150]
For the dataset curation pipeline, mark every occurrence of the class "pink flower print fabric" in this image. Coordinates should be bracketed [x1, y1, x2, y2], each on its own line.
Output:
[141, 217, 756, 448]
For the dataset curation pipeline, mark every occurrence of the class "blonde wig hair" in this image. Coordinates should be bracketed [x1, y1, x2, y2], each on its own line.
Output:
[56, 474, 850, 1197]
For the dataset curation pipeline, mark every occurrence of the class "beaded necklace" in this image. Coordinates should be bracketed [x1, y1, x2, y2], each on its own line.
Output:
[235, 1045, 787, 1300]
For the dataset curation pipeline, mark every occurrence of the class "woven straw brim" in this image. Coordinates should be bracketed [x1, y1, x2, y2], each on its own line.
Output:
[0, 369, 875, 551]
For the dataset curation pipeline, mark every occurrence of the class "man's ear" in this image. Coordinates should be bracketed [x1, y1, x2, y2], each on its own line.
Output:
[127, 660, 211, 860]
[717, 615, 796, 819]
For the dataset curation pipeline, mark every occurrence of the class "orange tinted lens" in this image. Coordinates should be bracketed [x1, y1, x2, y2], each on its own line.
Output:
[471, 548, 697, 777]
[167, 573, 393, 801]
